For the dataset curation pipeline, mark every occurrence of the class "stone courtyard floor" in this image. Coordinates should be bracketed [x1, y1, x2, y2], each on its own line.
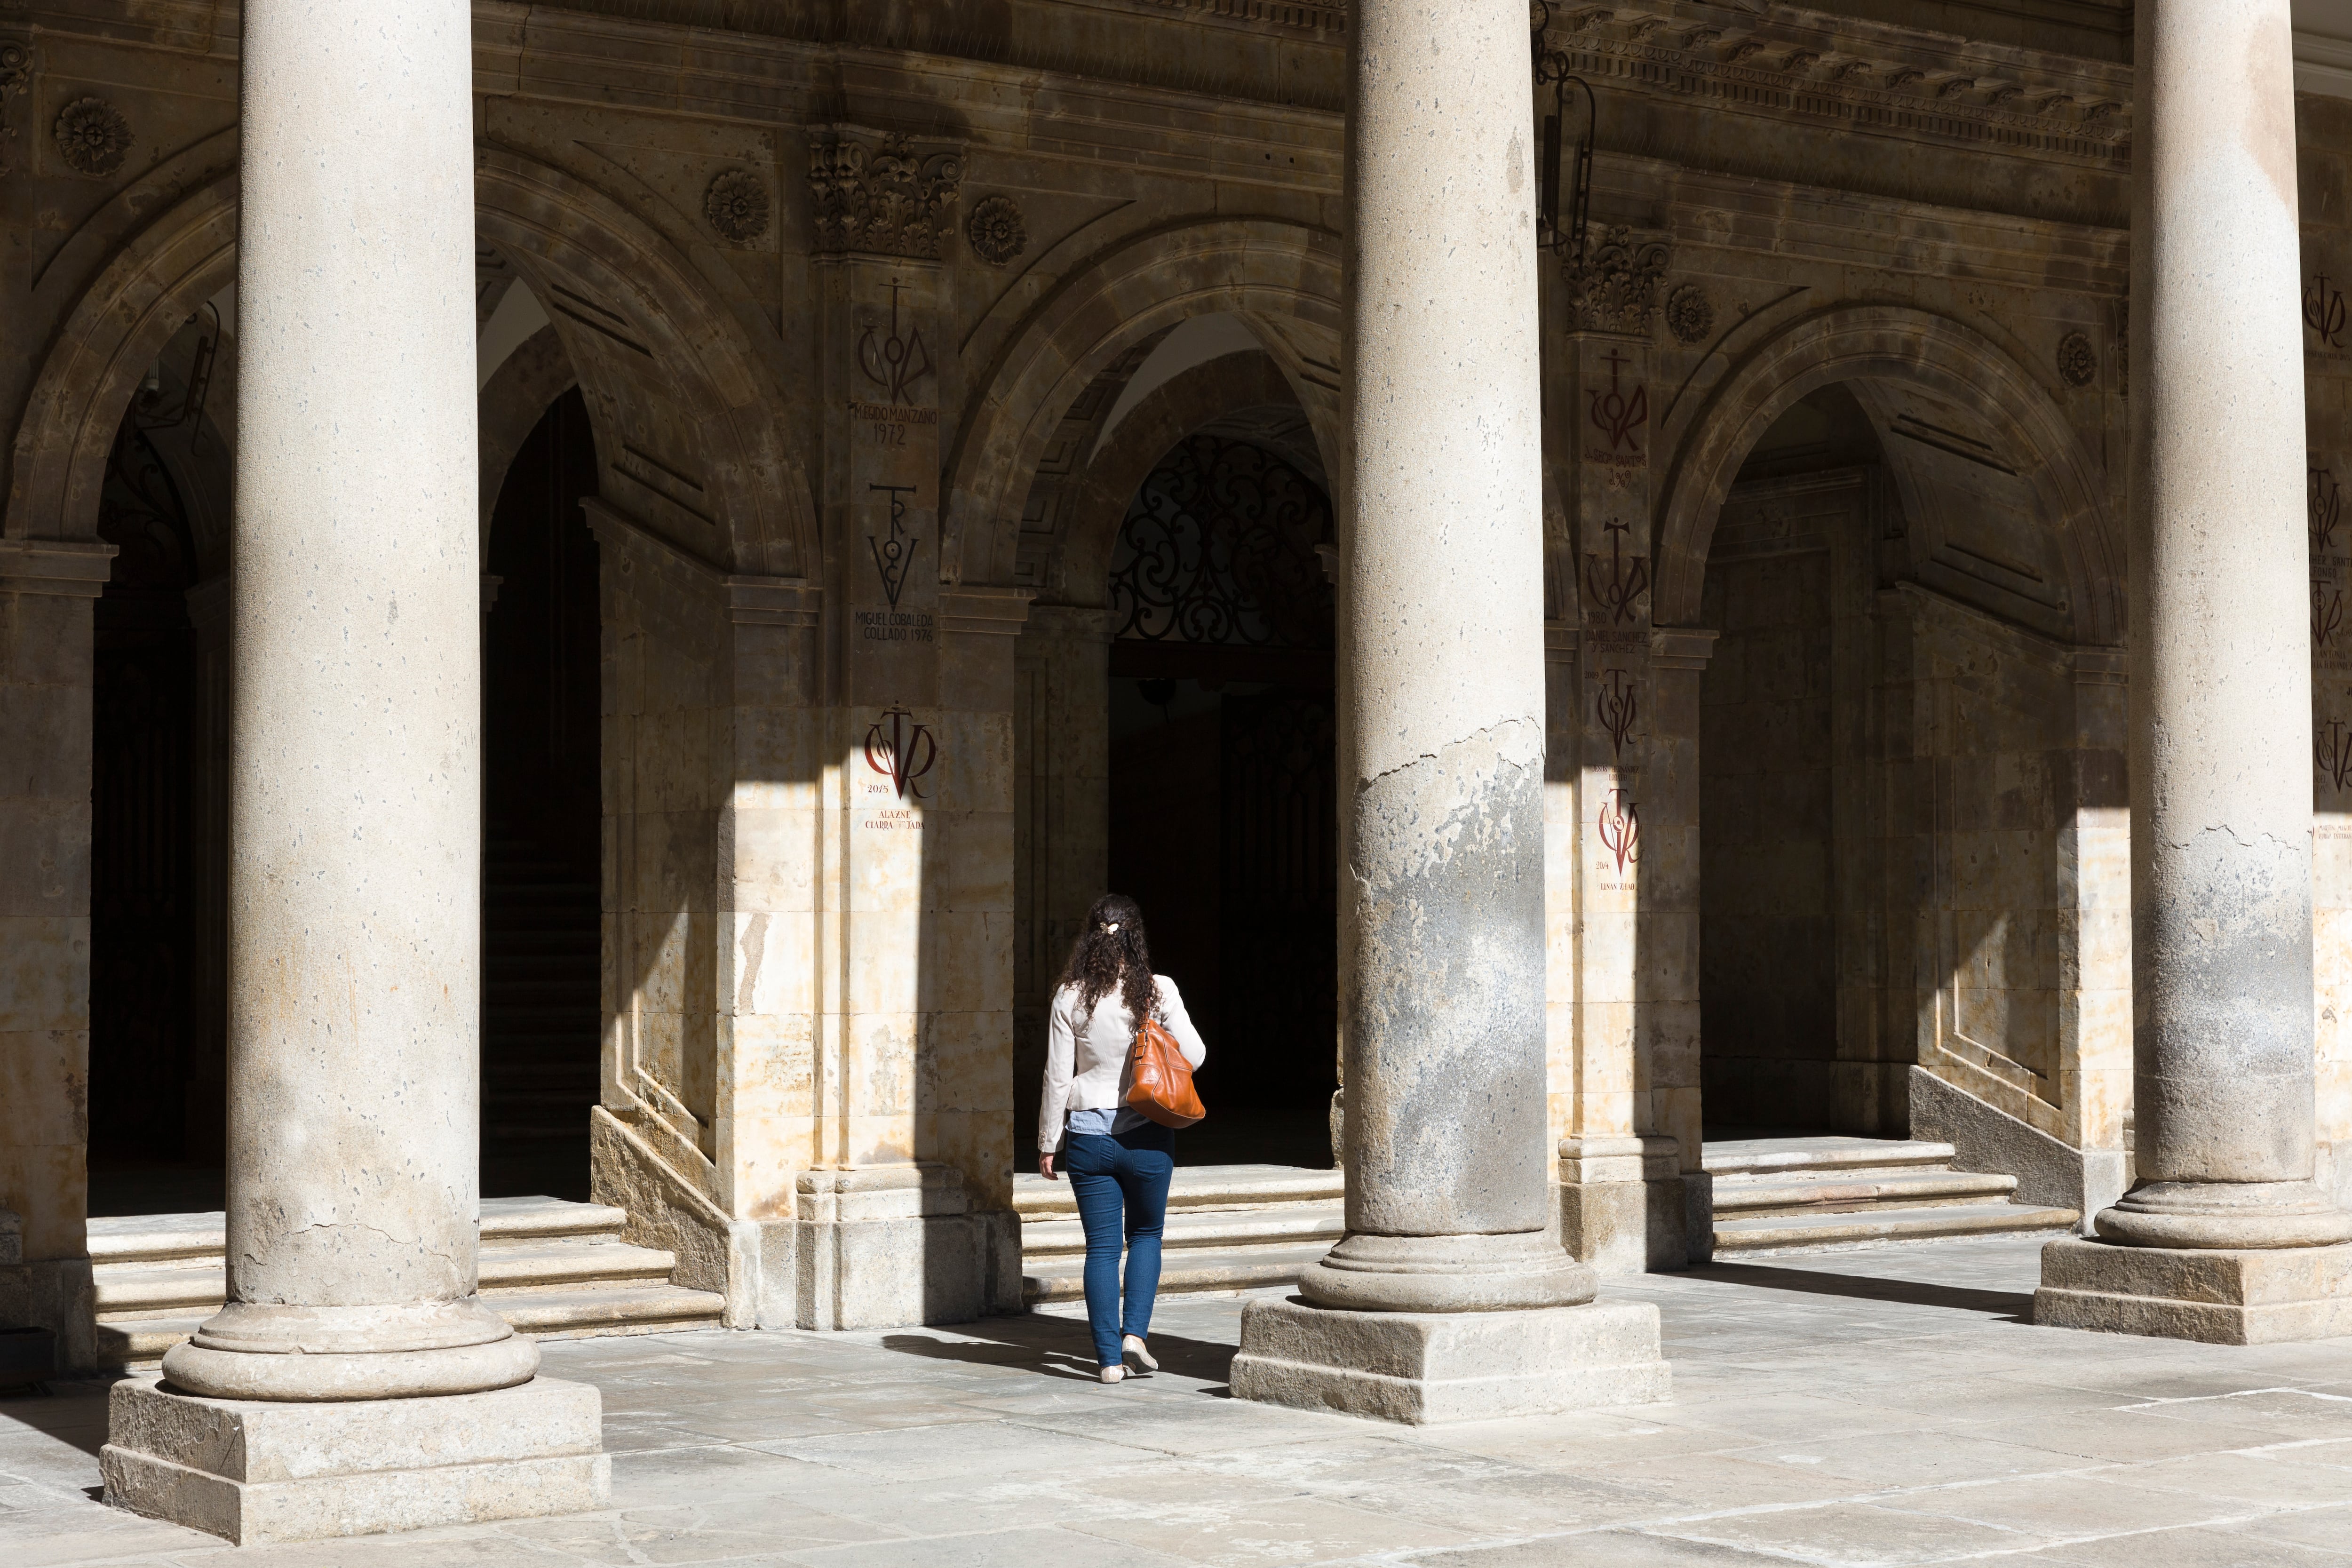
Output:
[5, 1234, 2352, 1565]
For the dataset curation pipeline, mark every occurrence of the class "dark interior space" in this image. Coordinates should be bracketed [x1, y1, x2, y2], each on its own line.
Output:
[1103, 430, 1338, 1167]
[480, 387, 602, 1201]
[86, 424, 215, 1217]
[1698, 385, 1875, 1138]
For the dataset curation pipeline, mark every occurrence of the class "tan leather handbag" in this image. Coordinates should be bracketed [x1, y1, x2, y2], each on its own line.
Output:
[1125, 1017, 1206, 1129]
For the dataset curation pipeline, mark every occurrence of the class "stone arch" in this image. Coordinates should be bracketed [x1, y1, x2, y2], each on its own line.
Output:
[1654, 304, 2120, 646]
[7, 149, 813, 579]
[943, 217, 1343, 589]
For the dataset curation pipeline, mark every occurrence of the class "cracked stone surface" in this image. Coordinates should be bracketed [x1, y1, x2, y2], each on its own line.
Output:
[7, 1234, 2352, 1564]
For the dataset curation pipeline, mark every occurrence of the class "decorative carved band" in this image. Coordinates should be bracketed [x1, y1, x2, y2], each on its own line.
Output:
[809, 130, 964, 260]
[1562, 226, 1671, 337]
[0, 536, 119, 597]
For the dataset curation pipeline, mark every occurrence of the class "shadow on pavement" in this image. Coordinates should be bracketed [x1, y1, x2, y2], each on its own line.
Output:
[1685, 1260, 2034, 1321]
[879, 1312, 1239, 1385]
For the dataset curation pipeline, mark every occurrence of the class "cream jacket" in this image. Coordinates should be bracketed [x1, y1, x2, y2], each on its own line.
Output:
[1038, 974, 1208, 1152]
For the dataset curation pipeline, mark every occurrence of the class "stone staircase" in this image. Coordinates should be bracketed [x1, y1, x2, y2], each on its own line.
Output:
[88, 1196, 727, 1370]
[1017, 1163, 1341, 1305]
[1705, 1135, 2080, 1256]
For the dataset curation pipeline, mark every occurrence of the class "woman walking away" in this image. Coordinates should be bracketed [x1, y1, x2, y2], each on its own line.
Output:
[1037, 893, 1208, 1384]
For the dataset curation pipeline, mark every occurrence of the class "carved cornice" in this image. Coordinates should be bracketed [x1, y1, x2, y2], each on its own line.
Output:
[1540, 1, 2131, 165]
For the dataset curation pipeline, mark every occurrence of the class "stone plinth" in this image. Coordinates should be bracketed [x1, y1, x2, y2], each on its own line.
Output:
[1232, 1298, 1668, 1425]
[1559, 1137, 1688, 1276]
[2034, 1237, 2352, 1345]
[101, 1377, 609, 1546]
[795, 1164, 1013, 1330]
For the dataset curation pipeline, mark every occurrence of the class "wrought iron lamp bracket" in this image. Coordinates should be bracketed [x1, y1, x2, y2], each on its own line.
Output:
[1529, 0, 1597, 270]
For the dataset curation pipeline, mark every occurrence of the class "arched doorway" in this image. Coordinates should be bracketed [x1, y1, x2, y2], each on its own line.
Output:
[1104, 427, 1338, 1166]
[480, 386, 601, 1202]
[1657, 308, 2128, 1229]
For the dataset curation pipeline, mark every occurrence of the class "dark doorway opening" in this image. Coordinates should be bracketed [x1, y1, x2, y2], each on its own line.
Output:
[1104, 432, 1337, 1168]
[86, 425, 213, 1215]
[480, 387, 601, 1200]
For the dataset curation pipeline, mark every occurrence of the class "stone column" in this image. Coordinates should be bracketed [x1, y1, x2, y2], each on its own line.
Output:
[100, 0, 607, 1543]
[2036, 0, 2352, 1344]
[1231, 0, 1667, 1422]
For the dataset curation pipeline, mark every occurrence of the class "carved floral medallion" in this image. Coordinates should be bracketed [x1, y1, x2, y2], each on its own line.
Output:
[965, 195, 1027, 265]
[2056, 330, 2097, 388]
[55, 96, 131, 177]
[1665, 283, 1714, 345]
[704, 168, 771, 243]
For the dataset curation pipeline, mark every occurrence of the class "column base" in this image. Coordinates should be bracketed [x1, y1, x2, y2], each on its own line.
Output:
[2092, 1180, 2352, 1249]
[1231, 1297, 1669, 1424]
[1300, 1230, 1597, 1312]
[101, 1376, 609, 1545]
[2034, 1236, 2352, 1345]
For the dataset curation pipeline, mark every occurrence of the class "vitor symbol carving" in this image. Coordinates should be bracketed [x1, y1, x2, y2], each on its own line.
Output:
[1587, 346, 1648, 455]
[54, 96, 129, 177]
[2317, 582, 2344, 651]
[858, 281, 933, 406]
[1596, 668, 1638, 759]
[2320, 719, 2352, 791]
[2315, 468, 2343, 556]
[1583, 518, 1651, 625]
[864, 707, 938, 801]
[868, 484, 921, 608]
[2308, 275, 2348, 350]
[1597, 788, 1640, 875]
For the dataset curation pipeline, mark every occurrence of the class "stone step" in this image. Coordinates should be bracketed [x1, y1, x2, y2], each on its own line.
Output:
[1014, 1163, 1342, 1218]
[1712, 1201, 2081, 1255]
[1701, 1137, 1960, 1177]
[1711, 1167, 2019, 1218]
[84, 1197, 720, 1369]
[1022, 1202, 1344, 1258]
[1022, 1242, 1331, 1305]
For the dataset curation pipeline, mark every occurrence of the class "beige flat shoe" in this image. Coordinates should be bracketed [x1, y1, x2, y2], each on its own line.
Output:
[1098, 1364, 1125, 1385]
[1122, 1334, 1158, 1372]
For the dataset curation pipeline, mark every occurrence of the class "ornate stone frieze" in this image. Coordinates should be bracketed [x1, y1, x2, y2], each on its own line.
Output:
[704, 169, 770, 244]
[1534, 2, 2131, 166]
[1561, 227, 1670, 337]
[965, 195, 1027, 266]
[54, 95, 130, 177]
[809, 132, 963, 260]
[0, 42, 30, 179]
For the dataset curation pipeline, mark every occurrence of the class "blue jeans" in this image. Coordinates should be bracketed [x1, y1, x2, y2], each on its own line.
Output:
[1061, 1123, 1176, 1369]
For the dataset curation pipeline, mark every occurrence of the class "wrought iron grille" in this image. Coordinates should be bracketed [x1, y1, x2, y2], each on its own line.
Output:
[1108, 433, 1334, 648]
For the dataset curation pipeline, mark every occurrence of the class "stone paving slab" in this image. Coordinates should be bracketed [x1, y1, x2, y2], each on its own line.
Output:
[2, 1234, 2351, 1564]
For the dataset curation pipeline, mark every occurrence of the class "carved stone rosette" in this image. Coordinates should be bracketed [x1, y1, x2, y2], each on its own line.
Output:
[1664, 282, 1714, 345]
[2056, 329, 2097, 387]
[809, 131, 964, 260]
[1561, 226, 1671, 337]
[54, 95, 131, 177]
[703, 168, 770, 243]
[965, 194, 1027, 265]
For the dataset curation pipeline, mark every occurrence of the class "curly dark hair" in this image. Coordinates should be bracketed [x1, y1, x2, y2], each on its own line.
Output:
[1057, 893, 1159, 1027]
